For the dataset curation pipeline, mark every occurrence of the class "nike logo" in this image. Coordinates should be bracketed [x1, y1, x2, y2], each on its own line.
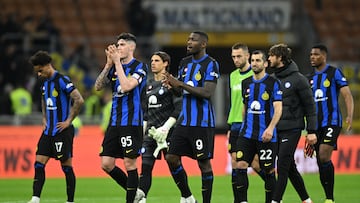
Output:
[236, 185, 244, 189]
[196, 153, 204, 157]
[245, 94, 250, 98]
[264, 163, 272, 167]
[57, 154, 63, 159]
[281, 139, 288, 143]
[324, 139, 331, 143]
[112, 77, 117, 81]
[125, 149, 133, 153]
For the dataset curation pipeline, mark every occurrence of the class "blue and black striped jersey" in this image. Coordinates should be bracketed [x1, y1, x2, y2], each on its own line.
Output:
[240, 74, 282, 142]
[107, 58, 147, 126]
[41, 71, 76, 136]
[143, 79, 182, 129]
[177, 54, 220, 127]
[310, 64, 348, 128]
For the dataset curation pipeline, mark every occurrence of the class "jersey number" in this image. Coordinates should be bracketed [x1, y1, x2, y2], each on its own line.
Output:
[55, 142, 63, 152]
[326, 127, 333, 137]
[196, 139, 203, 150]
[121, 136, 133, 147]
[259, 149, 272, 160]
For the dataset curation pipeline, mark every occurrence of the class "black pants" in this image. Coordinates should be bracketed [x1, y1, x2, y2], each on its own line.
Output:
[273, 129, 309, 201]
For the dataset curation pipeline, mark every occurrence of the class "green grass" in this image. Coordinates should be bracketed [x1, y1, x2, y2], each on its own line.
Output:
[0, 174, 359, 202]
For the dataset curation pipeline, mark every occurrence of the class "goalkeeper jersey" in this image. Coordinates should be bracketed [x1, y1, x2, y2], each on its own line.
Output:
[227, 66, 253, 125]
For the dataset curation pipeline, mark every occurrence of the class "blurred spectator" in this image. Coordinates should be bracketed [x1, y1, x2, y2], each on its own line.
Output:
[9, 82, 32, 115]
[100, 89, 112, 133]
[127, 0, 156, 37]
[83, 88, 102, 118]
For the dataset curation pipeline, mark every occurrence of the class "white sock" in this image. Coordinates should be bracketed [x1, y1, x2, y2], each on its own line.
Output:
[271, 201, 278, 203]
[186, 195, 196, 203]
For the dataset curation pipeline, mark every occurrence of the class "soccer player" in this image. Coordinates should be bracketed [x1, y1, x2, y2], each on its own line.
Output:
[227, 43, 266, 202]
[28, 51, 84, 203]
[94, 33, 148, 203]
[163, 31, 220, 203]
[235, 50, 282, 203]
[269, 44, 317, 203]
[309, 44, 354, 203]
[137, 51, 182, 203]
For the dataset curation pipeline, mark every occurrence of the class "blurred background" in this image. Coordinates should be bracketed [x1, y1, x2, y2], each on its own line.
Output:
[0, 0, 359, 134]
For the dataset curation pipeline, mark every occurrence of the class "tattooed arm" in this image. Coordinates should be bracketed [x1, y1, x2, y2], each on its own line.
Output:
[94, 64, 112, 91]
[56, 89, 84, 131]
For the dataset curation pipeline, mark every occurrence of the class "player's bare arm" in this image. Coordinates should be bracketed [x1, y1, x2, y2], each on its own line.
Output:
[56, 89, 84, 131]
[108, 44, 139, 92]
[262, 101, 282, 142]
[94, 46, 114, 91]
[41, 98, 46, 130]
[340, 85, 354, 131]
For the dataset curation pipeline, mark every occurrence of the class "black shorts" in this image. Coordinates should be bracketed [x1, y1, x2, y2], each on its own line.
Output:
[228, 122, 242, 153]
[167, 126, 214, 160]
[235, 136, 277, 171]
[315, 126, 341, 150]
[100, 126, 143, 159]
[141, 128, 173, 160]
[36, 126, 75, 162]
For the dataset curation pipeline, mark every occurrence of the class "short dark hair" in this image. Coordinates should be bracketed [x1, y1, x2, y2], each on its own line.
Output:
[252, 50, 267, 62]
[312, 44, 328, 54]
[269, 43, 292, 64]
[29, 50, 52, 66]
[232, 43, 249, 52]
[117, 32, 137, 43]
[153, 51, 171, 71]
[192, 31, 208, 42]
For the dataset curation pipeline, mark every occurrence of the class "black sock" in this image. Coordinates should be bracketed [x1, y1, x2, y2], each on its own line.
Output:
[235, 169, 248, 202]
[126, 169, 139, 203]
[255, 168, 266, 181]
[231, 169, 239, 203]
[170, 165, 191, 198]
[139, 164, 153, 196]
[202, 171, 213, 203]
[320, 161, 334, 200]
[109, 166, 128, 190]
[33, 162, 45, 197]
[265, 172, 276, 203]
[62, 166, 76, 202]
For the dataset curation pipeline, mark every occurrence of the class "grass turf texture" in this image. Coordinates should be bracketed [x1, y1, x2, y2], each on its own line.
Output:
[0, 174, 359, 203]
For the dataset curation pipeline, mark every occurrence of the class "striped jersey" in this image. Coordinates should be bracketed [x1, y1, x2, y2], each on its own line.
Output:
[240, 74, 282, 142]
[227, 67, 253, 124]
[107, 58, 147, 126]
[41, 71, 76, 136]
[177, 54, 220, 127]
[310, 64, 348, 127]
[143, 79, 182, 129]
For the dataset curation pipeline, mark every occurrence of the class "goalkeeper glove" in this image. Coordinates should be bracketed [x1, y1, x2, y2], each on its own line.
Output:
[304, 139, 316, 158]
[148, 117, 176, 143]
[153, 141, 168, 157]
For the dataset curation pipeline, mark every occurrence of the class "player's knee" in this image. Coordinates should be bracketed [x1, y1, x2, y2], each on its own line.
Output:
[198, 159, 212, 172]
[237, 160, 249, 169]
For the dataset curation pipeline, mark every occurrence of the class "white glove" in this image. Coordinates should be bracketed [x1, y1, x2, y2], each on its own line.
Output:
[153, 141, 168, 157]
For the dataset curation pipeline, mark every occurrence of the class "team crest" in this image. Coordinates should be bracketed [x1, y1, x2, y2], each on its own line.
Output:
[262, 91, 269, 100]
[323, 79, 330, 87]
[236, 151, 243, 159]
[195, 71, 202, 81]
[52, 89, 58, 97]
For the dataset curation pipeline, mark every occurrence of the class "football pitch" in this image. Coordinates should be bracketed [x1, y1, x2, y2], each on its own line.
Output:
[0, 174, 359, 203]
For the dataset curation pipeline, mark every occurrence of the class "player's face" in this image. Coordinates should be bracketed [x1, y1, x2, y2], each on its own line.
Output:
[186, 33, 203, 55]
[310, 48, 325, 68]
[151, 54, 167, 74]
[115, 39, 133, 60]
[232, 48, 249, 70]
[268, 54, 281, 68]
[251, 53, 267, 74]
[34, 64, 52, 79]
